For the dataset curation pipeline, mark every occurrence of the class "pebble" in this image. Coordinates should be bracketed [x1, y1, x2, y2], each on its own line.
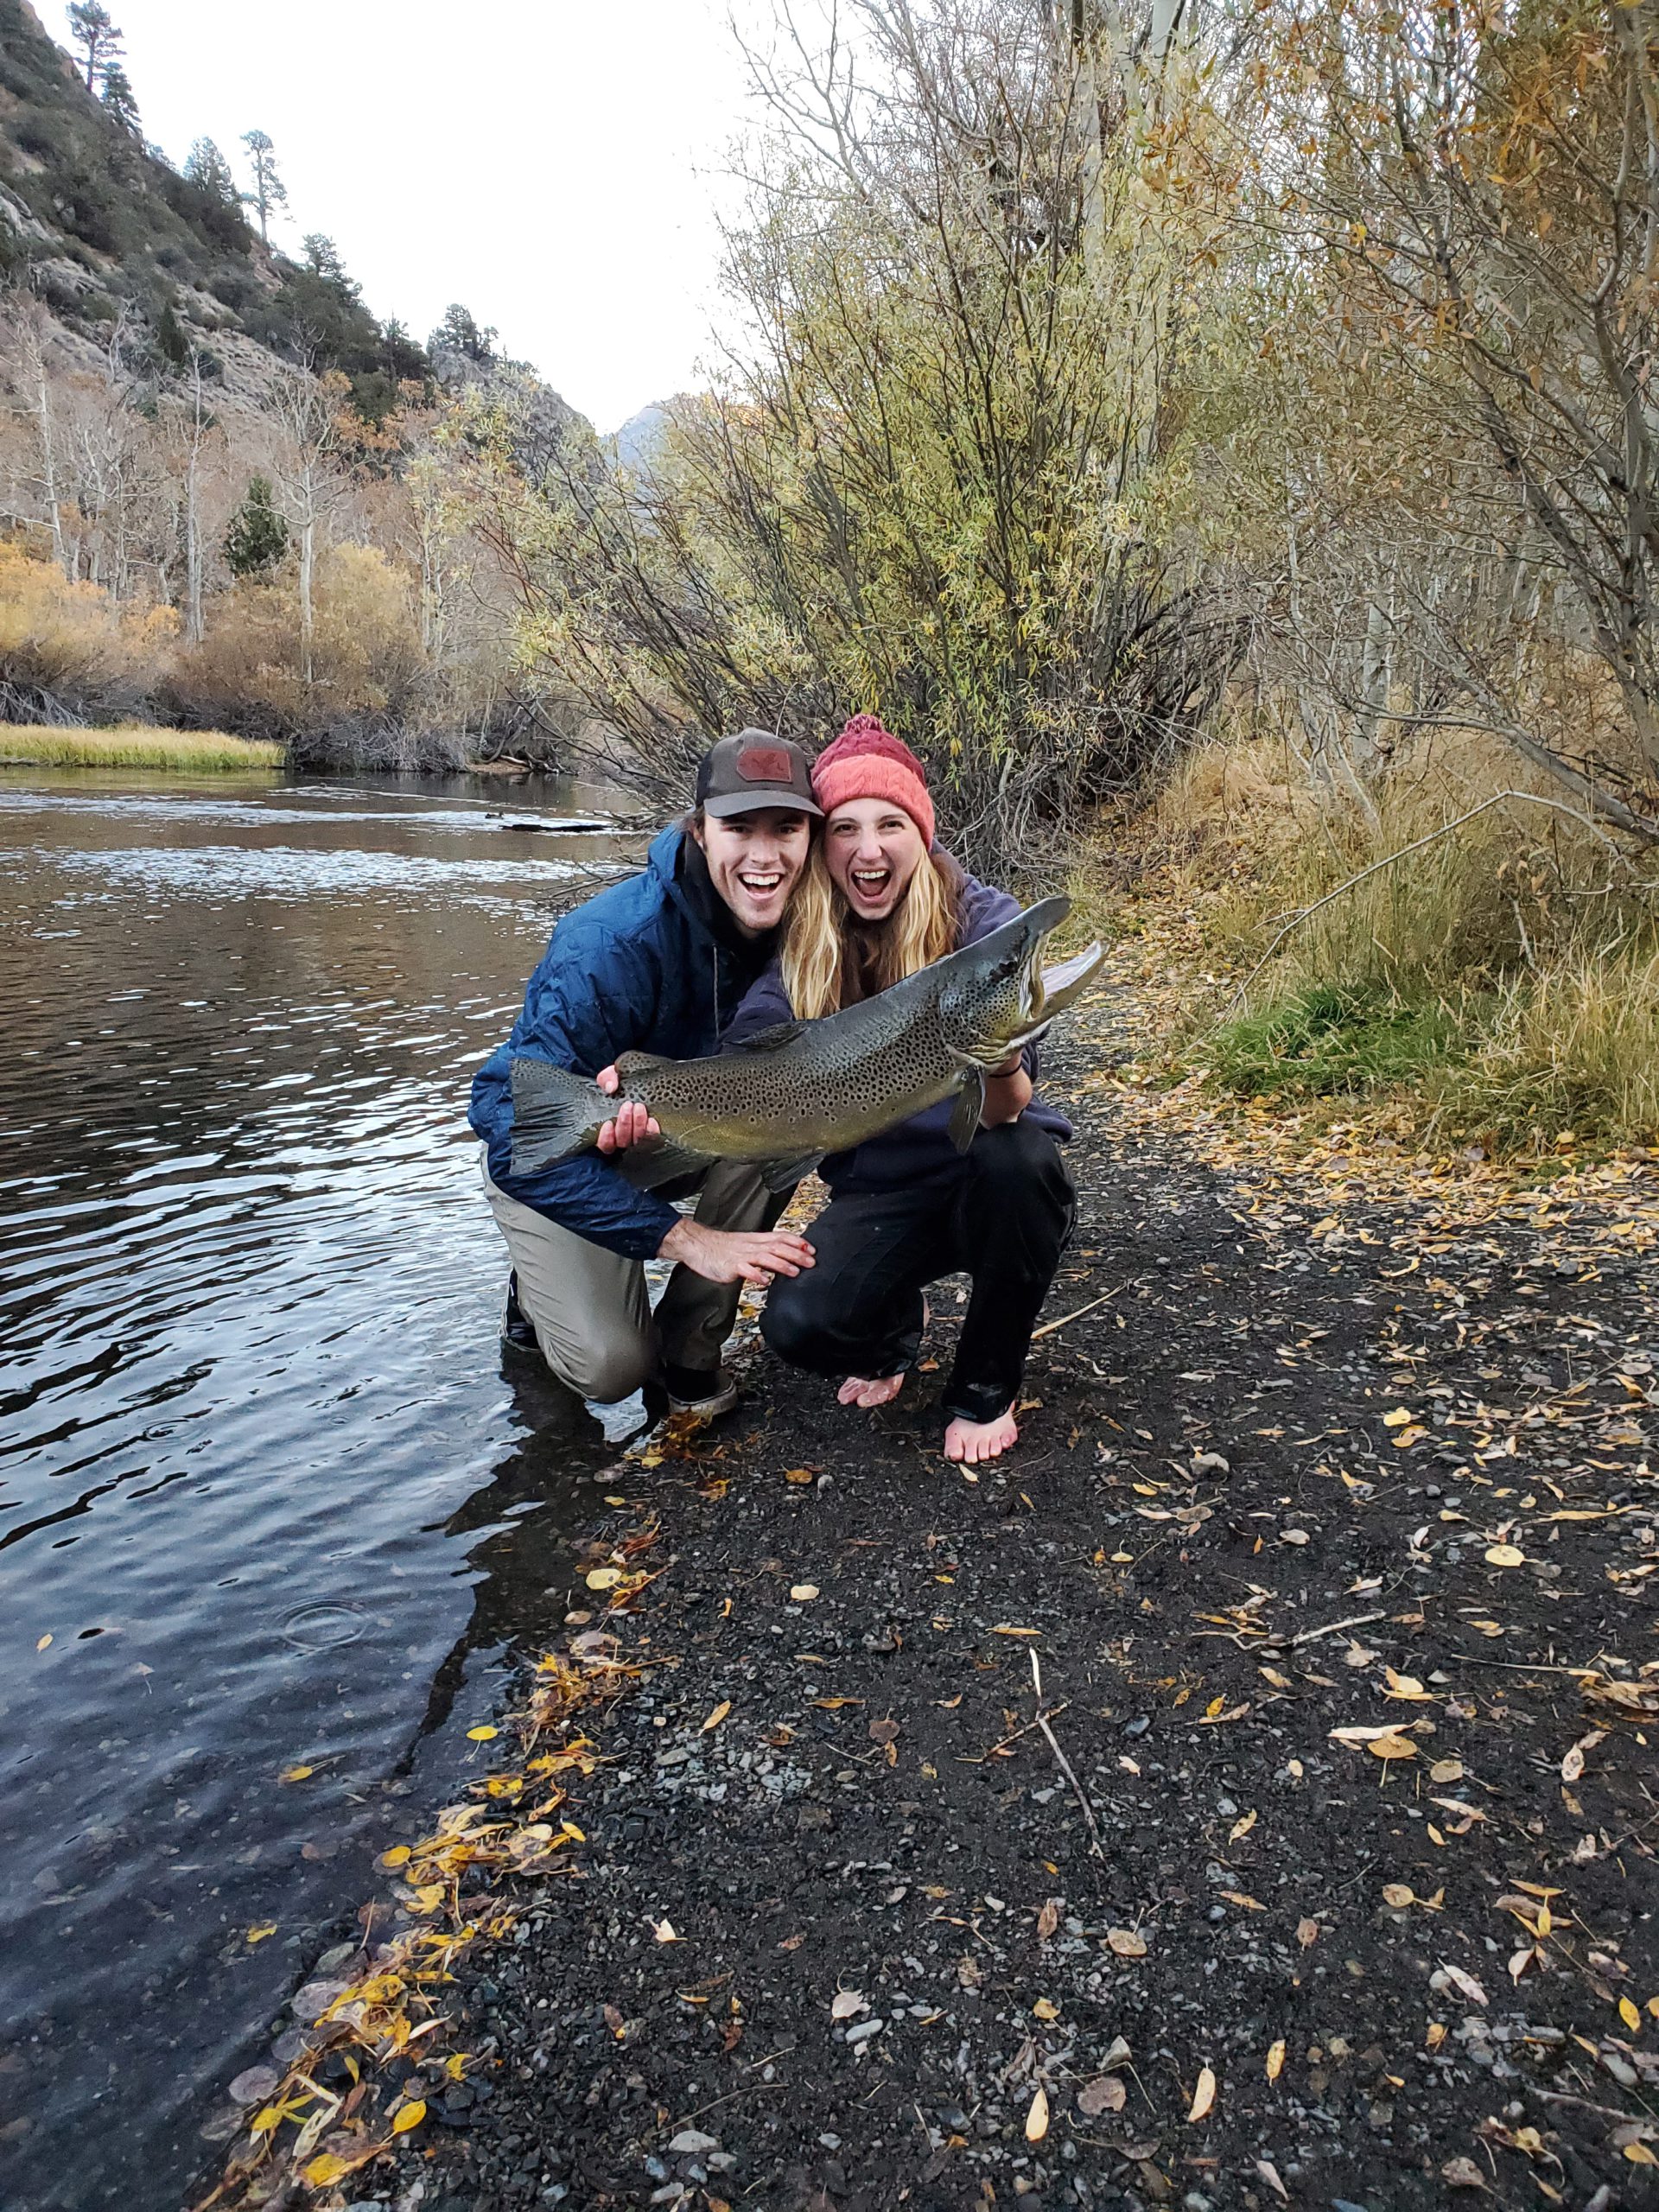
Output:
[845, 2018, 882, 2045]
[667, 2128, 718, 2155]
[227, 2065, 280, 2106]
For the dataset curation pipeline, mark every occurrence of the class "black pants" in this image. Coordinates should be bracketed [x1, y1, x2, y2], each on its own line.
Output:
[761, 1119, 1077, 1426]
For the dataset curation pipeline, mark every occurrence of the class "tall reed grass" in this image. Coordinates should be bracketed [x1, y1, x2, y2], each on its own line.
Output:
[0, 724, 283, 770]
[1150, 731, 1659, 1152]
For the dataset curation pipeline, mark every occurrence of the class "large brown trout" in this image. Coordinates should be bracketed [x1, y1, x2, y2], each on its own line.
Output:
[507, 895, 1102, 1189]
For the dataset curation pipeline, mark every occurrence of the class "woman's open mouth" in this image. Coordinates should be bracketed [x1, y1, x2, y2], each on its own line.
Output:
[849, 866, 893, 906]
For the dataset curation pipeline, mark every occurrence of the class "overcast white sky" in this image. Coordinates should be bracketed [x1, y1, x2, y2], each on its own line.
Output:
[71, 0, 766, 432]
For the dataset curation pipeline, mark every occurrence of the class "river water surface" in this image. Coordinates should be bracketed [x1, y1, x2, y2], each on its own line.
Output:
[0, 769, 639, 2210]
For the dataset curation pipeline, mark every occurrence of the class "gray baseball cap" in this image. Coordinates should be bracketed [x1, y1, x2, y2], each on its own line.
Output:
[695, 729, 822, 819]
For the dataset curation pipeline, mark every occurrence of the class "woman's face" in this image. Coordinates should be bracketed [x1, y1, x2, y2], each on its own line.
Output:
[824, 798, 927, 923]
[696, 806, 814, 937]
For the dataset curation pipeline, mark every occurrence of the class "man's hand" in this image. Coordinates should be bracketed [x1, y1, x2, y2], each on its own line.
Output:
[659, 1218, 817, 1286]
[594, 1064, 662, 1154]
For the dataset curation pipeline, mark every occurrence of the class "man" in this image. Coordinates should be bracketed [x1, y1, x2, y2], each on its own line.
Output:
[470, 731, 819, 1414]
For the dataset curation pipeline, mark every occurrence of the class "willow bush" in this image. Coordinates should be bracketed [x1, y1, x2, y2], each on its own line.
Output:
[461, 1, 1240, 868]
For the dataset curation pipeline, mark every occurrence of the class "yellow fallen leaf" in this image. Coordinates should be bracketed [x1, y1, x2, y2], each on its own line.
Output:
[391, 2099, 426, 2133]
[783, 1468, 815, 1484]
[1426, 2022, 1447, 2050]
[1266, 2038, 1285, 2082]
[1033, 1997, 1060, 2021]
[278, 1764, 314, 1783]
[1026, 2085, 1050, 2141]
[250, 2105, 283, 2136]
[1384, 1668, 1431, 1700]
[652, 1917, 682, 1942]
[790, 1584, 819, 1601]
[1391, 1425, 1427, 1449]
[1229, 1809, 1257, 1843]
[992, 1624, 1041, 1637]
[245, 1923, 276, 1944]
[1620, 1996, 1643, 2033]
[1429, 1758, 1463, 1783]
[380, 1846, 412, 1869]
[302, 2154, 356, 2186]
[35, 1634, 52, 1651]
[585, 1566, 622, 1589]
[467, 1726, 499, 1742]
[1382, 1882, 1415, 1908]
[1484, 1544, 1526, 1567]
[1106, 1927, 1147, 1957]
[1187, 2063, 1217, 2122]
[1368, 1733, 1419, 1760]
[1296, 1917, 1319, 1948]
[702, 1700, 732, 1732]
[1382, 1407, 1415, 1427]
[1625, 2142, 1659, 2166]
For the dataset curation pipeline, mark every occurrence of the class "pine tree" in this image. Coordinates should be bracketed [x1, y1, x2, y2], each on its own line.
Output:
[240, 130, 288, 245]
[429, 303, 497, 364]
[65, 0, 121, 92]
[184, 137, 238, 206]
[224, 474, 289, 577]
[99, 59, 140, 135]
[301, 233, 359, 300]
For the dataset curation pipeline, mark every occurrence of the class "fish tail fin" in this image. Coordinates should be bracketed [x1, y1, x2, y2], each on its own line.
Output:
[508, 1057, 606, 1176]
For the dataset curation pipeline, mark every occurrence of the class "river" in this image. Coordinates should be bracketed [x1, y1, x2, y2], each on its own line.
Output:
[0, 767, 640, 2211]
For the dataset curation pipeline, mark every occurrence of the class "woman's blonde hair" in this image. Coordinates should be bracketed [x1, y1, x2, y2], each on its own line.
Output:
[781, 840, 962, 1018]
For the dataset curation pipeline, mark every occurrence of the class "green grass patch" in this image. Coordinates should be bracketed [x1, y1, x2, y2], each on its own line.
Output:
[1205, 984, 1465, 1099]
[0, 724, 283, 771]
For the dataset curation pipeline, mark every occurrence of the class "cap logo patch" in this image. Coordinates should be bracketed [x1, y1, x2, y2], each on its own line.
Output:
[737, 744, 793, 783]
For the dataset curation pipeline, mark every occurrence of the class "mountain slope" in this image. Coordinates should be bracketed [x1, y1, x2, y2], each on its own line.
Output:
[0, 0, 426, 410]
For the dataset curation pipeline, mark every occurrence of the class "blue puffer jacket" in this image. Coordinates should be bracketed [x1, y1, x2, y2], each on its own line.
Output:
[470, 825, 771, 1259]
[722, 863, 1071, 1196]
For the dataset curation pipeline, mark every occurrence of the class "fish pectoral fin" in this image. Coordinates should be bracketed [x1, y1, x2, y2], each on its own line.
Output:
[725, 1018, 808, 1055]
[947, 1070, 986, 1154]
[757, 1153, 823, 1194]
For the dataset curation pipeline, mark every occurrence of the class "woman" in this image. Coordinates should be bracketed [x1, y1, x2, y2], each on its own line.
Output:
[470, 730, 820, 1415]
[728, 715, 1076, 1463]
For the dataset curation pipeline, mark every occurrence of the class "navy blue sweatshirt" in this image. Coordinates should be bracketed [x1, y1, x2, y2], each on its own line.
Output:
[721, 865, 1071, 1196]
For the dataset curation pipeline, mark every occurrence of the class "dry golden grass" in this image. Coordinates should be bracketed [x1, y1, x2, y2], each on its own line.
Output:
[0, 723, 283, 770]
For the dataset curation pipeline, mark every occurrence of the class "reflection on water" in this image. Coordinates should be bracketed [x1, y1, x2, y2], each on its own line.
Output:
[0, 769, 639, 2211]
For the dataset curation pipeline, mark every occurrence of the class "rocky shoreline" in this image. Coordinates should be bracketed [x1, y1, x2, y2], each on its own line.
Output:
[199, 1011, 1659, 2212]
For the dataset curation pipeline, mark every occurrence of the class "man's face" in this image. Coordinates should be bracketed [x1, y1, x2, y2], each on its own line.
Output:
[696, 807, 814, 936]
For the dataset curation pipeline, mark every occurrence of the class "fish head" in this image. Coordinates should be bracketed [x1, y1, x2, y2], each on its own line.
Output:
[938, 895, 1073, 1066]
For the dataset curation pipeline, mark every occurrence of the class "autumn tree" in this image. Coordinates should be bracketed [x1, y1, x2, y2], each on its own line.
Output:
[240, 129, 288, 245]
[65, 0, 121, 92]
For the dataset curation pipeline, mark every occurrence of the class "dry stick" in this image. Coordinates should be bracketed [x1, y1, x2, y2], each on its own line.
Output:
[1288, 1610, 1388, 1648]
[1031, 1286, 1121, 1340]
[1224, 790, 1650, 1015]
[1029, 1649, 1105, 1859]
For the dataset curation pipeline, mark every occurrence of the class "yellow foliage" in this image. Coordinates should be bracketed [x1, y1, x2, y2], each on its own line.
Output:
[0, 542, 176, 702]
[175, 543, 424, 731]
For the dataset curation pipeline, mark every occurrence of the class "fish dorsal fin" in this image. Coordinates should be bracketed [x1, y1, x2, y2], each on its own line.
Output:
[613, 1048, 668, 1078]
[726, 1018, 807, 1054]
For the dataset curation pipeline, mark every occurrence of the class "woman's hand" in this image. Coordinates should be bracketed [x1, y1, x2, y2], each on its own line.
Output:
[594, 1064, 662, 1154]
[981, 1054, 1032, 1128]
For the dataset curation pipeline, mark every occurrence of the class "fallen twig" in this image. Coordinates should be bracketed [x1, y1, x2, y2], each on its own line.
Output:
[1032, 1287, 1121, 1340]
[1288, 1611, 1387, 1649]
[1030, 1650, 1104, 1859]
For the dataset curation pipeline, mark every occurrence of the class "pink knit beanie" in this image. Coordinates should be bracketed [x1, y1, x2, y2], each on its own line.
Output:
[811, 715, 936, 849]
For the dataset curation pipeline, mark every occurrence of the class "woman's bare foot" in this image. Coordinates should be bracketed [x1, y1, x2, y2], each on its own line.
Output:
[838, 1373, 906, 1410]
[944, 1406, 1019, 1462]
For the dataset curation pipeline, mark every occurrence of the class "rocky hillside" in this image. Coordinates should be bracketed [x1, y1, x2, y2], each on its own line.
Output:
[0, 0, 428, 413]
